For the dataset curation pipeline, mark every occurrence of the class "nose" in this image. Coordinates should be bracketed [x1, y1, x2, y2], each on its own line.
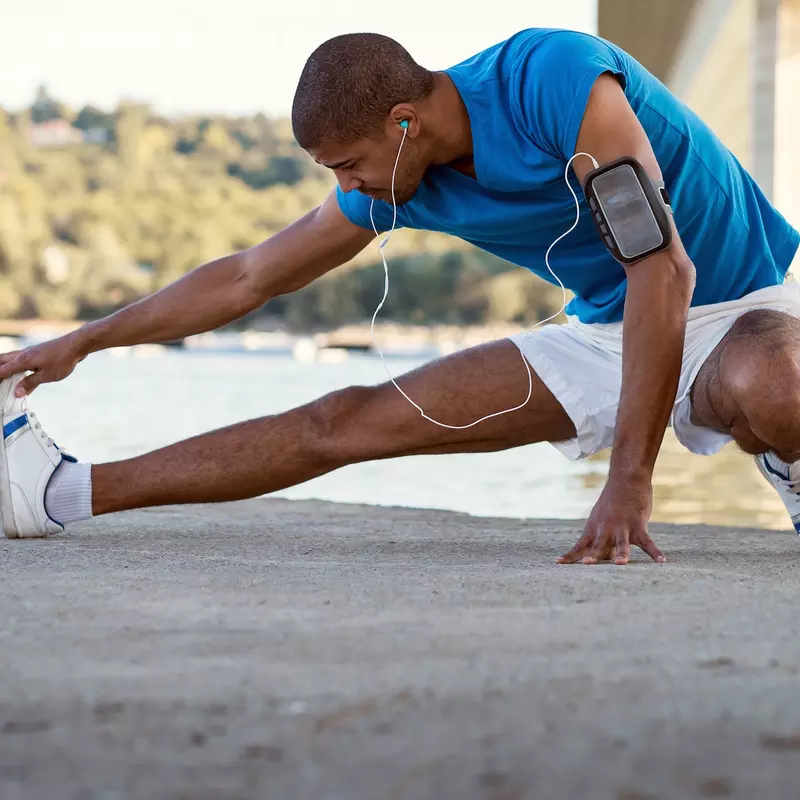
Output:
[335, 171, 363, 193]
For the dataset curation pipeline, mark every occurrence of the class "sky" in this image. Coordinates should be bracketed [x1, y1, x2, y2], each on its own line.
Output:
[1, 0, 596, 118]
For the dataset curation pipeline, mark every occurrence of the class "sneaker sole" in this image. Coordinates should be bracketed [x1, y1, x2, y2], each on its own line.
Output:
[0, 378, 18, 538]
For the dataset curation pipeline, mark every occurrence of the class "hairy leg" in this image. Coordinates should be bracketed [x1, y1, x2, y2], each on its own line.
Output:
[690, 309, 800, 461]
[92, 340, 576, 515]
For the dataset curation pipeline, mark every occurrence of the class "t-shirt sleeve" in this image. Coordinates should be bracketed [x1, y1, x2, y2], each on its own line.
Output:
[336, 185, 404, 233]
[516, 31, 628, 160]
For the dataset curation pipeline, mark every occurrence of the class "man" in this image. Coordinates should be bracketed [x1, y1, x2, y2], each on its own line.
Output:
[1, 29, 799, 565]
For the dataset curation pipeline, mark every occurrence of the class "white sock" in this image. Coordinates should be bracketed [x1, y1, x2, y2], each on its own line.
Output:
[45, 461, 93, 526]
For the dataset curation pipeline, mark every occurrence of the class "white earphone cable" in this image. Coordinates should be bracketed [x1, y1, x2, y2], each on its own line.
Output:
[368, 131, 599, 430]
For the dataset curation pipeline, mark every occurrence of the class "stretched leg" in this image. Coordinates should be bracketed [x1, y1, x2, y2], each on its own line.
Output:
[91, 340, 575, 515]
[690, 309, 800, 460]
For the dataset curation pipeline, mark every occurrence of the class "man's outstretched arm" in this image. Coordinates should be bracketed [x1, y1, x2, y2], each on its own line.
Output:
[557, 73, 696, 566]
[0, 190, 375, 395]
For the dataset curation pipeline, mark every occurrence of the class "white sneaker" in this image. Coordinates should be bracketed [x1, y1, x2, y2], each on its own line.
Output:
[755, 452, 800, 535]
[0, 375, 74, 538]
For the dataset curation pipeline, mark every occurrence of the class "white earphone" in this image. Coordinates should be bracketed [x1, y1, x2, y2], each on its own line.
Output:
[368, 122, 598, 430]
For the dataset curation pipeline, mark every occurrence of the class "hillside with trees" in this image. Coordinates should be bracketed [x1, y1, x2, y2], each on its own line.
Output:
[0, 87, 565, 331]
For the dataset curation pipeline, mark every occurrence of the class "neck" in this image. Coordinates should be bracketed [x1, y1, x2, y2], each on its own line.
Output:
[418, 71, 474, 167]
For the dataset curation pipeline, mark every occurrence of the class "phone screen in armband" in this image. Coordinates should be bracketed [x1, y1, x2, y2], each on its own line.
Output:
[583, 157, 673, 264]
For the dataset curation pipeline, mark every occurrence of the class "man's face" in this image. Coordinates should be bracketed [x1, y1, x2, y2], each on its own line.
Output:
[309, 131, 425, 206]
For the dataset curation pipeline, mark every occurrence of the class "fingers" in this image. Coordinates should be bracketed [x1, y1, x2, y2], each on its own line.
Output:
[0, 352, 24, 380]
[614, 531, 631, 565]
[633, 529, 666, 564]
[558, 528, 616, 565]
[556, 530, 593, 564]
[14, 372, 43, 397]
[558, 531, 665, 565]
[581, 526, 615, 565]
[0, 351, 41, 394]
[558, 522, 666, 566]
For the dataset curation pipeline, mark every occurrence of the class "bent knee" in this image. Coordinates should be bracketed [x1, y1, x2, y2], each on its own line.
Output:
[720, 334, 800, 457]
[722, 340, 800, 412]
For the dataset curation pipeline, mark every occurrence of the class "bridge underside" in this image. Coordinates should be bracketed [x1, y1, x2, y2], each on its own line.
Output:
[598, 0, 700, 82]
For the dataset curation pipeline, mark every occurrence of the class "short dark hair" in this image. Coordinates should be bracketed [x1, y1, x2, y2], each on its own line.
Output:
[291, 32, 434, 149]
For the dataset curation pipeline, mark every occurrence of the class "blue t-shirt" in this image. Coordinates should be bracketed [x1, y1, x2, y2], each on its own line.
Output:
[336, 28, 800, 324]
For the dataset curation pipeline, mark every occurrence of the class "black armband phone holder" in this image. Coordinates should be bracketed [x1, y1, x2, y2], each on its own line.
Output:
[583, 156, 674, 265]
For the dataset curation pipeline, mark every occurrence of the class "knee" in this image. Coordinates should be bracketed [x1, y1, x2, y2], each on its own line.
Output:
[722, 341, 800, 416]
[305, 385, 382, 460]
[721, 339, 800, 457]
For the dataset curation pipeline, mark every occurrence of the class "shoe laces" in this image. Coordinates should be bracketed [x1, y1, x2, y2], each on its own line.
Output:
[764, 454, 800, 494]
[24, 405, 55, 449]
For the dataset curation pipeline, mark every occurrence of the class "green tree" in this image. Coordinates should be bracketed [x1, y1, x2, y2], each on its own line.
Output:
[0, 91, 563, 328]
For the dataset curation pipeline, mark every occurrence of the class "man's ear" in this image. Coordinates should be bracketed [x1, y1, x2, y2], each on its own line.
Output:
[389, 105, 419, 136]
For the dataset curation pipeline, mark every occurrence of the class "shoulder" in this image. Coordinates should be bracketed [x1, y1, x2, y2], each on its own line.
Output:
[504, 31, 632, 158]
[444, 29, 552, 84]
[448, 29, 625, 75]
[446, 29, 632, 118]
[508, 29, 627, 79]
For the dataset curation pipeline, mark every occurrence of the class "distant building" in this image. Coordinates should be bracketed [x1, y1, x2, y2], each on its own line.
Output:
[599, 0, 800, 234]
[27, 119, 82, 148]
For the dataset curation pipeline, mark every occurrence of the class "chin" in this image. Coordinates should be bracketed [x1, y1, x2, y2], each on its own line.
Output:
[367, 181, 419, 206]
[393, 185, 420, 206]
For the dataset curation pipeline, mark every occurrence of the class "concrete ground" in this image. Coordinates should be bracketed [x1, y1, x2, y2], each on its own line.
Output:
[3, 499, 800, 800]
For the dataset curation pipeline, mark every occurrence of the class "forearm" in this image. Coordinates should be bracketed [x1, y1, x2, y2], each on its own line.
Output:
[74, 253, 260, 354]
[67, 196, 374, 356]
[610, 251, 696, 479]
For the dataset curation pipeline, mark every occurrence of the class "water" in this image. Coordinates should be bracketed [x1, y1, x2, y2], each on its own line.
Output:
[28, 348, 790, 530]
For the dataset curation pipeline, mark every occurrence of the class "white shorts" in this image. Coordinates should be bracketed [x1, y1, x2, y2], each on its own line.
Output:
[510, 275, 800, 461]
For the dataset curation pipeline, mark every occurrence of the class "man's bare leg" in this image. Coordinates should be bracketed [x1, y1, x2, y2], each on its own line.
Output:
[690, 309, 800, 459]
[91, 340, 576, 516]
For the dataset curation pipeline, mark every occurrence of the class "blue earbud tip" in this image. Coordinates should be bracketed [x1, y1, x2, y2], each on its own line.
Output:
[400, 120, 409, 129]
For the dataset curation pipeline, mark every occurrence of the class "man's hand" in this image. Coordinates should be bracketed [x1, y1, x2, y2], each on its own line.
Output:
[0, 332, 88, 397]
[556, 472, 665, 565]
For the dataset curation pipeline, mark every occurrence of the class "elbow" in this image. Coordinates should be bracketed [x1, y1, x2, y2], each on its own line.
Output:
[625, 244, 696, 310]
[666, 248, 696, 302]
[232, 252, 270, 316]
[658, 249, 696, 318]
[646, 243, 696, 296]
